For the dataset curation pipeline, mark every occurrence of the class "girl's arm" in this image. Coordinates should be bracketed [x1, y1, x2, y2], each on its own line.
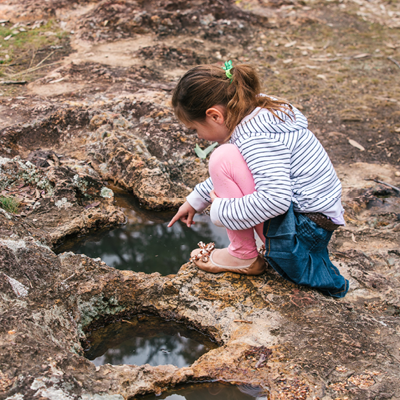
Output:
[168, 177, 214, 228]
[186, 177, 214, 212]
[210, 137, 292, 230]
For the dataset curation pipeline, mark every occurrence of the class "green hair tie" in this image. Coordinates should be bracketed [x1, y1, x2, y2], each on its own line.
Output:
[222, 60, 233, 83]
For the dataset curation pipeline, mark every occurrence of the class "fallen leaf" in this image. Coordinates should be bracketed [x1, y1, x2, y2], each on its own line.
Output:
[284, 41, 297, 48]
[328, 131, 346, 138]
[49, 77, 66, 84]
[194, 142, 218, 159]
[376, 96, 398, 103]
[317, 74, 327, 80]
[311, 57, 333, 61]
[348, 139, 365, 151]
[297, 45, 314, 50]
[353, 53, 370, 59]
[283, 58, 293, 64]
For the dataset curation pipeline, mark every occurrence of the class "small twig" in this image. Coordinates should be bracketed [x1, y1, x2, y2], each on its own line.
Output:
[373, 179, 400, 193]
[388, 56, 400, 70]
[122, 319, 135, 325]
[61, 273, 75, 284]
[6, 53, 53, 76]
[33, 51, 55, 69]
[290, 298, 301, 307]
[324, 365, 338, 379]
[2, 66, 16, 75]
[233, 319, 253, 324]
[23, 272, 33, 288]
[9, 60, 63, 77]
[8, 50, 59, 77]
[1, 81, 27, 85]
[29, 50, 36, 69]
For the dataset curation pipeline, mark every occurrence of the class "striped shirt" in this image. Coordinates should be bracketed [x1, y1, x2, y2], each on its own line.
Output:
[186, 105, 344, 231]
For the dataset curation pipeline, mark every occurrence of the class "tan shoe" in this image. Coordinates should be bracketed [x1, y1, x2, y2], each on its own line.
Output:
[190, 243, 266, 276]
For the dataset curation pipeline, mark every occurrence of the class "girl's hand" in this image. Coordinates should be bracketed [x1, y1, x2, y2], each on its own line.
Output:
[210, 190, 218, 203]
[168, 201, 196, 228]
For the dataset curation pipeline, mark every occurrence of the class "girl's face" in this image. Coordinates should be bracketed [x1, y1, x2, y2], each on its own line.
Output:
[185, 105, 230, 144]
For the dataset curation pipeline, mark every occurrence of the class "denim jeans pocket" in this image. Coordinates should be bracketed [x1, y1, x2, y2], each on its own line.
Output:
[296, 213, 332, 252]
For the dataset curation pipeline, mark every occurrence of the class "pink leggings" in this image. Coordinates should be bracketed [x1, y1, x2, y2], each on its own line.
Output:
[209, 143, 265, 259]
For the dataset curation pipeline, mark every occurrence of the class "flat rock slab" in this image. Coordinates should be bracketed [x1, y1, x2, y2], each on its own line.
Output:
[1, 217, 399, 399]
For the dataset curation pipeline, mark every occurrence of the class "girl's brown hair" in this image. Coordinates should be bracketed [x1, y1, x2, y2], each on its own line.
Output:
[172, 63, 292, 133]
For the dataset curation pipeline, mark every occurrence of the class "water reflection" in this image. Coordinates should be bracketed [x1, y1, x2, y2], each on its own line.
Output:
[140, 382, 268, 400]
[84, 315, 218, 368]
[56, 191, 230, 275]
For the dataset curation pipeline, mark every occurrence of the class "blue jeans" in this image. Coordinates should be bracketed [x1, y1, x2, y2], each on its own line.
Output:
[263, 204, 349, 298]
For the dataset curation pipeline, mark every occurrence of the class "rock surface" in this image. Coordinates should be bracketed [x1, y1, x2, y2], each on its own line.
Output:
[0, 155, 125, 247]
[1, 214, 400, 399]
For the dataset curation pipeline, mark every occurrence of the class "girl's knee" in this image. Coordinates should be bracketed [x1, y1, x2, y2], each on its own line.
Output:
[209, 143, 240, 169]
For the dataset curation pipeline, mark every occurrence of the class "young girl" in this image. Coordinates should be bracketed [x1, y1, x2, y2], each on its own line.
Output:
[168, 61, 349, 298]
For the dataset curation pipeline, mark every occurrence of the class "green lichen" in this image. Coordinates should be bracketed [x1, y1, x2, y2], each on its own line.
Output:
[19, 162, 53, 191]
[20, 171, 54, 195]
[55, 198, 72, 209]
[73, 174, 88, 194]
[77, 295, 126, 337]
[0, 160, 56, 195]
[73, 174, 96, 199]
[100, 187, 113, 199]
[36, 178, 55, 196]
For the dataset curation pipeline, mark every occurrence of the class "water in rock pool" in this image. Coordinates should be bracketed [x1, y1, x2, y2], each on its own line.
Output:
[56, 190, 231, 275]
[84, 315, 218, 368]
[139, 382, 268, 399]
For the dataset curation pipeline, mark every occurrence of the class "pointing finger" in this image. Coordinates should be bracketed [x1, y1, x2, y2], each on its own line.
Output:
[168, 214, 179, 227]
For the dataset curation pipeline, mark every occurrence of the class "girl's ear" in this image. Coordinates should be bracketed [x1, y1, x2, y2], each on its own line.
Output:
[205, 106, 226, 123]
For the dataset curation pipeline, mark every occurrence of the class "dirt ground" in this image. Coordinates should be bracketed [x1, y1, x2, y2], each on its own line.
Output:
[0, 0, 400, 399]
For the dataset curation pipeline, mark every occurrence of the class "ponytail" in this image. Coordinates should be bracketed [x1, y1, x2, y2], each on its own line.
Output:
[172, 63, 292, 134]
